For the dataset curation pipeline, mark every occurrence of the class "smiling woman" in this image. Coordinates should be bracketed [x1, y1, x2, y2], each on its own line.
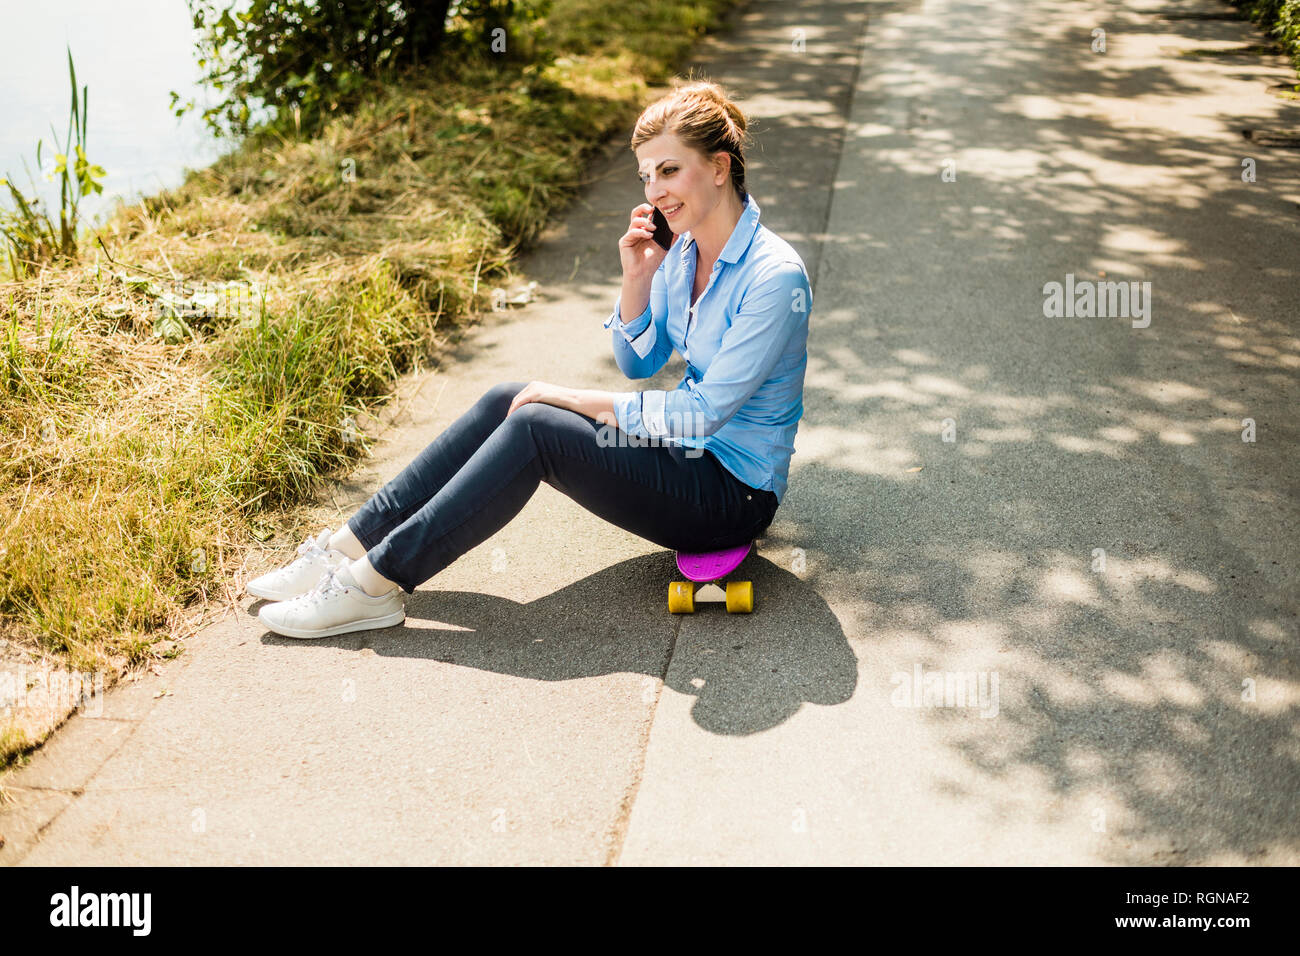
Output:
[606, 80, 813, 504]
[251, 77, 814, 639]
[627, 82, 751, 300]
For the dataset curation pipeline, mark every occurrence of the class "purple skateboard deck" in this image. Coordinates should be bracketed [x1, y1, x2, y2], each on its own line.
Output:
[676, 542, 753, 582]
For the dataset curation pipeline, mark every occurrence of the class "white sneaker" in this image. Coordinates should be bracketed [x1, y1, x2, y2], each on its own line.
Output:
[246, 528, 352, 602]
[258, 564, 405, 639]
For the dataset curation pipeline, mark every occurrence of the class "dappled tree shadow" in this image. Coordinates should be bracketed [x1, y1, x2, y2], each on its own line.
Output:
[761, 0, 1299, 863]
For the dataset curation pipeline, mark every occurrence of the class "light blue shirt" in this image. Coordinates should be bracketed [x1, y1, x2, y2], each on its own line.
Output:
[603, 193, 812, 504]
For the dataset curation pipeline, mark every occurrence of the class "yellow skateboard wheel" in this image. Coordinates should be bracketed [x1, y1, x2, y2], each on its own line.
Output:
[668, 581, 695, 613]
[725, 581, 754, 613]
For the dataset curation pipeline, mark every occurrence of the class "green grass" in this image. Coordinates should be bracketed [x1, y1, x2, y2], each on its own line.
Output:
[0, 0, 750, 767]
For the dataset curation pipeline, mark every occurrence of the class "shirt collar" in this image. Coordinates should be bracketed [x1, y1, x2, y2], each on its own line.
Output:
[680, 193, 760, 265]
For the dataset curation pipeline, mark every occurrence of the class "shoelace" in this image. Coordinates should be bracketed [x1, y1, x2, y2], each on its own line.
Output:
[300, 569, 344, 607]
[289, 539, 346, 582]
[295, 538, 327, 563]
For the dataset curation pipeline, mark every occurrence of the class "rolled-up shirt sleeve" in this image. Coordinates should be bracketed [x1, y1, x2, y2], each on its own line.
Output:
[613, 261, 810, 441]
[604, 296, 653, 350]
[604, 257, 671, 377]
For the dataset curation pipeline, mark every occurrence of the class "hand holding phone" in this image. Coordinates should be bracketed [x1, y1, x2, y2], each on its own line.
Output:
[649, 205, 674, 251]
[619, 202, 676, 286]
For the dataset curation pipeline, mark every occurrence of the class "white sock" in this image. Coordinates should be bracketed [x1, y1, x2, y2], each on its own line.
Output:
[348, 557, 399, 597]
[328, 523, 367, 560]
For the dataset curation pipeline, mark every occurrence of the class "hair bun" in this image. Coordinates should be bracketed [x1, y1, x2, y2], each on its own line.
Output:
[679, 80, 748, 140]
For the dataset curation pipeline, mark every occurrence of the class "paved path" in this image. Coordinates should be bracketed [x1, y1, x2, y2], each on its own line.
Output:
[3, 0, 1297, 865]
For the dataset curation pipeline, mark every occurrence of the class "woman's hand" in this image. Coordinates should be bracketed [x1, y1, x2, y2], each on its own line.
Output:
[506, 381, 559, 417]
[618, 202, 673, 286]
[507, 381, 620, 428]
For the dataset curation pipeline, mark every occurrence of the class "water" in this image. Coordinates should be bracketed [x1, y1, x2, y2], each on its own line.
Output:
[0, 0, 230, 227]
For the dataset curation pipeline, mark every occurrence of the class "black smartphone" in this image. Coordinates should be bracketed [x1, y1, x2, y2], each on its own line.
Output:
[650, 205, 675, 251]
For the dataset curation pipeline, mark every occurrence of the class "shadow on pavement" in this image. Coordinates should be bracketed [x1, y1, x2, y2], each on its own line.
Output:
[258, 552, 855, 736]
[769, 0, 1300, 862]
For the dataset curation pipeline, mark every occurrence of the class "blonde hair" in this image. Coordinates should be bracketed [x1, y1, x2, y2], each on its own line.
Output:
[631, 78, 752, 203]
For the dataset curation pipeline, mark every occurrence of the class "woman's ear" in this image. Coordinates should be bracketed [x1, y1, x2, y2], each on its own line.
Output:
[713, 151, 731, 187]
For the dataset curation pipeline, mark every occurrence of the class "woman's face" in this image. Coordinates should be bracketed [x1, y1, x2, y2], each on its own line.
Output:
[635, 131, 727, 236]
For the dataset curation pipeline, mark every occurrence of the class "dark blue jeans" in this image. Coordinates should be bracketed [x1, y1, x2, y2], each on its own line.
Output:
[347, 381, 780, 594]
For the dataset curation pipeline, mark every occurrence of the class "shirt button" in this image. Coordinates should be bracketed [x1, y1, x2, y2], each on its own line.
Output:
[746, 494, 752, 500]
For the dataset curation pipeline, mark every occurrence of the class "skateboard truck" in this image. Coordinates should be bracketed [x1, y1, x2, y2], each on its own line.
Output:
[669, 541, 754, 613]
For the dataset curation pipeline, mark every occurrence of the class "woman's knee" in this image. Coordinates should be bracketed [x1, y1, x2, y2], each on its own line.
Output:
[506, 400, 590, 455]
[507, 398, 572, 430]
[482, 381, 528, 418]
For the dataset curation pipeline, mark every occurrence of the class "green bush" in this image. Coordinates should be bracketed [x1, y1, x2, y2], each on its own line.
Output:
[174, 0, 555, 136]
[1232, 0, 1300, 70]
